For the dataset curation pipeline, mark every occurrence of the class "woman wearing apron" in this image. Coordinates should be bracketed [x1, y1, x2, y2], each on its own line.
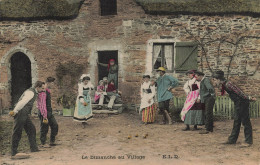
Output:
[139, 74, 156, 124]
[73, 74, 94, 128]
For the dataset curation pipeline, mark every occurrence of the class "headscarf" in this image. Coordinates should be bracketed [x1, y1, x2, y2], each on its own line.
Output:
[107, 59, 115, 71]
[79, 74, 91, 83]
[186, 70, 196, 78]
[143, 72, 152, 79]
[99, 80, 104, 85]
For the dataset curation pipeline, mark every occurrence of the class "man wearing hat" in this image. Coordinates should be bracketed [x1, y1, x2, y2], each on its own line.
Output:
[37, 77, 59, 147]
[9, 81, 45, 159]
[195, 71, 216, 134]
[212, 70, 256, 147]
[155, 67, 179, 125]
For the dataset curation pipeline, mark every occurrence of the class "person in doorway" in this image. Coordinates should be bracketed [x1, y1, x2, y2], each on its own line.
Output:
[97, 59, 118, 89]
[139, 74, 156, 124]
[194, 71, 216, 134]
[9, 81, 45, 159]
[181, 70, 205, 131]
[94, 80, 107, 110]
[103, 77, 108, 91]
[155, 67, 179, 125]
[73, 74, 94, 128]
[106, 79, 121, 110]
[37, 77, 58, 147]
[212, 70, 256, 147]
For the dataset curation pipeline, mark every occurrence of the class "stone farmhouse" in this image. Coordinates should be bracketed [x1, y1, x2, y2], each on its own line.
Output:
[0, 0, 259, 111]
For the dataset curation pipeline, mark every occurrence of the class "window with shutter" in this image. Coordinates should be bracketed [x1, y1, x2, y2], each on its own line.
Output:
[153, 43, 174, 71]
[175, 42, 198, 71]
[152, 41, 198, 72]
[100, 0, 117, 16]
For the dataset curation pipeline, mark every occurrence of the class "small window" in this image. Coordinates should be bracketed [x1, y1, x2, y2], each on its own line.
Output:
[152, 42, 198, 72]
[100, 0, 117, 16]
[153, 43, 174, 71]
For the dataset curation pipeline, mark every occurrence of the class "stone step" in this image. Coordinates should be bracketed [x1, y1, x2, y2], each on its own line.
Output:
[93, 109, 120, 114]
[92, 104, 123, 107]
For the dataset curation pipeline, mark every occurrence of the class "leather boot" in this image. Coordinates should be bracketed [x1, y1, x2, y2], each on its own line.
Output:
[160, 112, 167, 125]
[164, 110, 172, 125]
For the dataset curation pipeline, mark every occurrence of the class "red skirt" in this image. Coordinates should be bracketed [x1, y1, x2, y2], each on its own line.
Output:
[142, 104, 156, 123]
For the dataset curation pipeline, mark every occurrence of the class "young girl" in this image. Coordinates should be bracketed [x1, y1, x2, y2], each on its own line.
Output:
[139, 74, 156, 124]
[73, 74, 94, 128]
[94, 80, 106, 110]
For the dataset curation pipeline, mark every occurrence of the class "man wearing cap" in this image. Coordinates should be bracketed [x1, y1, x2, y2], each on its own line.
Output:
[212, 70, 256, 147]
[37, 77, 59, 147]
[155, 67, 179, 125]
[195, 71, 216, 134]
[9, 81, 45, 159]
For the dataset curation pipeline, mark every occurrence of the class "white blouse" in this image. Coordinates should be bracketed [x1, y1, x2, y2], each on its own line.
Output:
[78, 82, 94, 103]
[140, 81, 156, 110]
[183, 78, 200, 95]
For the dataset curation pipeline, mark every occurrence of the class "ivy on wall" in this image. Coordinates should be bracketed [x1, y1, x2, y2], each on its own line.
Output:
[55, 61, 85, 108]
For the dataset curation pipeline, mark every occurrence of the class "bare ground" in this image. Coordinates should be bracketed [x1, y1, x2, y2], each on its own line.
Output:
[0, 110, 260, 165]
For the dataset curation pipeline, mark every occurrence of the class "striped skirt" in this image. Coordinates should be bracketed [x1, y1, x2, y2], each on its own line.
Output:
[142, 104, 156, 123]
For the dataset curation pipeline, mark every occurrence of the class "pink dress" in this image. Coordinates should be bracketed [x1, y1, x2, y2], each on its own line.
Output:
[94, 85, 105, 102]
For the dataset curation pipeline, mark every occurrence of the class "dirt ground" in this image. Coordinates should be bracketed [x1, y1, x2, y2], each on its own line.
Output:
[0, 111, 260, 165]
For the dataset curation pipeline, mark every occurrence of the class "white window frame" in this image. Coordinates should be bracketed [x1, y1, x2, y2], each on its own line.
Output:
[152, 42, 175, 72]
[146, 39, 178, 74]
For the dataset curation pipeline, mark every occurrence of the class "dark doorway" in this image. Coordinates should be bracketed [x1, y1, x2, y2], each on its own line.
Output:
[11, 52, 32, 107]
[98, 51, 118, 84]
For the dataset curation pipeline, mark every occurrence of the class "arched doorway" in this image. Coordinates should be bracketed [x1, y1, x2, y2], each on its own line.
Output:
[10, 52, 32, 107]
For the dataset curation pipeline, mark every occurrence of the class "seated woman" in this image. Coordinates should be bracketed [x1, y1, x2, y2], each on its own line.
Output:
[106, 79, 121, 110]
[94, 80, 107, 110]
[181, 70, 204, 131]
[73, 74, 94, 128]
[139, 74, 156, 125]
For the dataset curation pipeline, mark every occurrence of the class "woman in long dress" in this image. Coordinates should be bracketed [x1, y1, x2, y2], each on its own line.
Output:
[73, 74, 94, 128]
[181, 70, 205, 131]
[97, 59, 118, 89]
[139, 74, 156, 124]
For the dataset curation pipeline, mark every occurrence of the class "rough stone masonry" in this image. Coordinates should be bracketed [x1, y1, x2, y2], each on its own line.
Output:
[0, 0, 259, 111]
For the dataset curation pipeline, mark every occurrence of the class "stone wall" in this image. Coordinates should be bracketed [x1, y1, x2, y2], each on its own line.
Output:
[0, 0, 259, 110]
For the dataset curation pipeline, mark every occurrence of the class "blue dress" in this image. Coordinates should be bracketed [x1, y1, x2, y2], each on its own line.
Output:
[73, 86, 93, 122]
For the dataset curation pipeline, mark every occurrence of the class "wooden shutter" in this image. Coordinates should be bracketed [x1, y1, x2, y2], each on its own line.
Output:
[175, 42, 198, 71]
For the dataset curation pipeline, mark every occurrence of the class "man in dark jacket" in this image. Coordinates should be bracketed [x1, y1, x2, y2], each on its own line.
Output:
[213, 70, 256, 147]
[9, 81, 45, 159]
[37, 77, 58, 147]
[195, 71, 216, 134]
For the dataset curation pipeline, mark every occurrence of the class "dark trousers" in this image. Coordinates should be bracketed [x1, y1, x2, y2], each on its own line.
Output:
[204, 96, 215, 132]
[228, 99, 253, 144]
[11, 110, 38, 156]
[39, 114, 58, 145]
[158, 99, 170, 121]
